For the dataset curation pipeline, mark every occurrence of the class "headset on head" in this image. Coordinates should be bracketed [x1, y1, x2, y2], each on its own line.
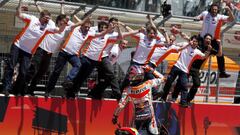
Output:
[208, 3, 221, 13]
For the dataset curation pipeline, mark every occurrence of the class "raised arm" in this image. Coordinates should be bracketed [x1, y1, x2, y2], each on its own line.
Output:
[70, 13, 92, 30]
[225, 6, 235, 22]
[60, 0, 65, 15]
[50, 23, 68, 33]
[116, 23, 123, 40]
[201, 45, 212, 59]
[121, 26, 145, 38]
[73, 15, 81, 22]
[16, 0, 23, 18]
[118, 21, 134, 32]
[16, 0, 28, 21]
[143, 65, 165, 86]
[146, 14, 158, 32]
[158, 27, 170, 44]
[177, 43, 190, 52]
[179, 31, 190, 41]
[171, 26, 190, 41]
[34, 0, 43, 13]
[122, 30, 140, 38]
[93, 24, 115, 38]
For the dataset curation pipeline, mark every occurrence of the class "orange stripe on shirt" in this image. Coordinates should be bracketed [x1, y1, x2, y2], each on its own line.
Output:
[187, 54, 203, 73]
[61, 29, 74, 50]
[82, 36, 98, 55]
[155, 48, 178, 66]
[14, 18, 31, 43]
[144, 44, 164, 65]
[31, 30, 53, 54]
[76, 36, 93, 56]
[97, 38, 117, 61]
[214, 19, 223, 40]
[81, 42, 91, 55]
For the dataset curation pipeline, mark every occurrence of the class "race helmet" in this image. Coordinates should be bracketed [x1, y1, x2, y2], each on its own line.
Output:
[115, 127, 140, 135]
[128, 65, 144, 82]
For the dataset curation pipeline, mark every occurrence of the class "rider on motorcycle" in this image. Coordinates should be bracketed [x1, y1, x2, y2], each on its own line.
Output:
[112, 65, 165, 135]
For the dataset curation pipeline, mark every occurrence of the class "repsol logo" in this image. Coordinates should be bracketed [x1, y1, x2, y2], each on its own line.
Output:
[199, 71, 217, 84]
[131, 88, 148, 94]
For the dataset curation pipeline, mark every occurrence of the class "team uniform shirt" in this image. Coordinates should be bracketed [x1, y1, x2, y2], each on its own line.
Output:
[83, 31, 119, 61]
[101, 32, 119, 58]
[132, 33, 165, 65]
[61, 26, 95, 55]
[198, 11, 229, 39]
[174, 45, 206, 73]
[150, 42, 188, 66]
[191, 41, 216, 71]
[37, 27, 69, 54]
[34, 21, 74, 54]
[14, 13, 55, 54]
[115, 78, 163, 134]
[109, 44, 122, 64]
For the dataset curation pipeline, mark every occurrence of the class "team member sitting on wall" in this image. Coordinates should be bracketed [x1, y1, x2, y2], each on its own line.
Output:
[195, 3, 234, 78]
[161, 35, 212, 107]
[2, 0, 55, 96]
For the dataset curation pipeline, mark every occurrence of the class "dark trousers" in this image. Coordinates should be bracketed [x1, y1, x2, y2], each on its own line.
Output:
[2, 44, 32, 94]
[161, 66, 188, 103]
[72, 56, 99, 91]
[120, 71, 130, 93]
[25, 48, 52, 91]
[172, 68, 201, 102]
[145, 62, 162, 99]
[211, 39, 226, 73]
[88, 66, 107, 98]
[88, 57, 121, 98]
[73, 56, 121, 98]
[199, 36, 226, 73]
[46, 51, 81, 92]
[135, 118, 157, 135]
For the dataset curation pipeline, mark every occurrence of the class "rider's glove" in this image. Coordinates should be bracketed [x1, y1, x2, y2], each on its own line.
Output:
[112, 115, 118, 125]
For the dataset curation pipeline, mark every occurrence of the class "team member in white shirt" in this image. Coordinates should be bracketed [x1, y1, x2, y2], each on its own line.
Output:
[88, 40, 128, 99]
[45, 16, 115, 98]
[171, 33, 216, 103]
[119, 27, 162, 90]
[120, 15, 167, 94]
[109, 40, 128, 65]
[195, 3, 234, 78]
[147, 28, 190, 99]
[149, 31, 189, 69]
[23, 2, 69, 96]
[73, 18, 139, 100]
[26, 12, 90, 96]
[131, 14, 168, 66]
[161, 35, 211, 107]
[2, 0, 55, 96]
[72, 18, 123, 100]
